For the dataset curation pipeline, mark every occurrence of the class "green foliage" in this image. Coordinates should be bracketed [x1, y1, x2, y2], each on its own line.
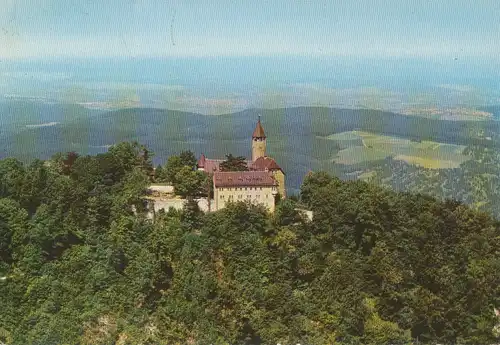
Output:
[163, 150, 198, 186]
[273, 198, 302, 226]
[300, 170, 340, 205]
[356, 145, 500, 220]
[0, 158, 25, 200]
[49, 151, 80, 176]
[173, 166, 207, 198]
[1, 147, 500, 344]
[362, 298, 412, 344]
[220, 154, 248, 172]
[164, 155, 184, 184]
[179, 150, 197, 169]
[154, 164, 168, 183]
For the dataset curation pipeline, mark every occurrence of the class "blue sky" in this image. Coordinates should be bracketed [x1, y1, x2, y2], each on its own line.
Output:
[1, 0, 500, 59]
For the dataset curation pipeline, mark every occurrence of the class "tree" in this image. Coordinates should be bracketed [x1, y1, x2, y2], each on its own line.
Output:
[273, 198, 302, 226]
[2, 141, 500, 344]
[164, 156, 185, 184]
[173, 166, 206, 198]
[0, 198, 29, 265]
[107, 141, 154, 180]
[0, 158, 25, 200]
[204, 173, 213, 199]
[163, 151, 199, 185]
[119, 167, 151, 214]
[19, 159, 50, 215]
[181, 197, 203, 230]
[154, 164, 168, 183]
[179, 150, 197, 169]
[362, 298, 412, 344]
[219, 154, 248, 172]
[300, 171, 340, 205]
[62, 152, 80, 175]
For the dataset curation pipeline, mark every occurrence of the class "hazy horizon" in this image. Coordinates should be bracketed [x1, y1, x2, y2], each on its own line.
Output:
[1, 1, 499, 115]
[1, 56, 499, 116]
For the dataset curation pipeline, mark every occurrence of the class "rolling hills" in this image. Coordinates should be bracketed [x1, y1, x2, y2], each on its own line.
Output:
[1, 99, 500, 194]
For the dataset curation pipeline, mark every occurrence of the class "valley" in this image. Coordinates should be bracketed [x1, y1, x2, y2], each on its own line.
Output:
[2, 100, 500, 216]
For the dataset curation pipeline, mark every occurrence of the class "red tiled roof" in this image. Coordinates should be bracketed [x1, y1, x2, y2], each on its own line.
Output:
[204, 159, 225, 172]
[252, 117, 266, 138]
[197, 154, 206, 168]
[250, 156, 283, 172]
[213, 171, 277, 187]
[199, 158, 252, 172]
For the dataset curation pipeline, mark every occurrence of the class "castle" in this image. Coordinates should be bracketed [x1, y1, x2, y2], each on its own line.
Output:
[197, 116, 286, 212]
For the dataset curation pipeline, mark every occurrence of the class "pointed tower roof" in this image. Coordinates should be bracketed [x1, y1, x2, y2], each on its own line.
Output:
[252, 115, 266, 139]
[197, 153, 206, 168]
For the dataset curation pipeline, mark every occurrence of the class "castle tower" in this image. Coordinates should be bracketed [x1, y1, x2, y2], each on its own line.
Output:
[252, 115, 267, 162]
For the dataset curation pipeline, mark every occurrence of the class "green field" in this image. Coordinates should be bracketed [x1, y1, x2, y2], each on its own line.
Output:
[2, 103, 495, 194]
[324, 131, 470, 169]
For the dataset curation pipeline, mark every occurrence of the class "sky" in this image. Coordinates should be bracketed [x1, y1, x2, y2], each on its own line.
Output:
[1, 0, 500, 59]
[1, 1, 499, 115]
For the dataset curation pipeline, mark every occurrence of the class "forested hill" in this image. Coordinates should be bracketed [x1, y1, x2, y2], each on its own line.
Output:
[2, 100, 500, 195]
[1, 144, 500, 344]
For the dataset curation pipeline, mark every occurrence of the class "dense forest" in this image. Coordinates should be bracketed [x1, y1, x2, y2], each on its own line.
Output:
[1, 142, 500, 344]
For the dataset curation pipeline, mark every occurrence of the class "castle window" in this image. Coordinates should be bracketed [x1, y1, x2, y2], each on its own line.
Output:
[245, 187, 247, 191]
[256, 195, 260, 199]
[260, 187, 262, 190]
[238, 195, 242, 199]
[247, 195, 251, 199]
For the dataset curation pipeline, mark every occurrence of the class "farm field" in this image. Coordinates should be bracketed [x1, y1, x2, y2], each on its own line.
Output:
[2, 103, 496, 194]
[323, 130, 470, 169]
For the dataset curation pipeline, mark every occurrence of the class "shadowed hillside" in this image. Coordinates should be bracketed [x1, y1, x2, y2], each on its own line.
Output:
[2, 102, 500, 194]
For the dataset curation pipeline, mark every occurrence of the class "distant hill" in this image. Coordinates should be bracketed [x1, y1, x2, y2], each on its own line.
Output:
[0, 99, 100, 129]
[1, 101, 500, 194]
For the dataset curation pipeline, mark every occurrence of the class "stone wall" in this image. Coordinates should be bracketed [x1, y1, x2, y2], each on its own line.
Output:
[143, 197, 213, 219]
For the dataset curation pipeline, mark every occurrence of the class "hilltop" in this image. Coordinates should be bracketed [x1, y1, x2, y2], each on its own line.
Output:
[0, 145, 499, 344]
